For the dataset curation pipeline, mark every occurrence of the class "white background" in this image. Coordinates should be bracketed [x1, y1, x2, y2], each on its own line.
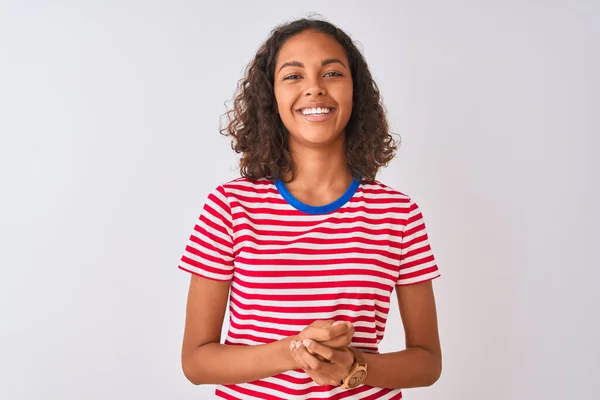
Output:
[1, 1, 598, 399]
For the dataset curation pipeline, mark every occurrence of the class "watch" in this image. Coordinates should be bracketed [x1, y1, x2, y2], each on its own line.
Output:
[341, 347, 368, 389]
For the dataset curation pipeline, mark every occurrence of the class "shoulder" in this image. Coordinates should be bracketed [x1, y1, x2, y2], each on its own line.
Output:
[359, 179, 413, 204]
[206, 177, 278, 204]
[218, 176, 276, 195]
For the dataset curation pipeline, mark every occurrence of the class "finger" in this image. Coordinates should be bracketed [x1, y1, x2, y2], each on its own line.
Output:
[302, 321, 352, 342]
[302, 339, 336, 361]
[303, 340, 354, 376]
[321, 324, 354, 348]
[295, 343, 342, 387]
[295, 343, 322, 370]
[296, 345, 340, 377]
[291, 341, 312, 371]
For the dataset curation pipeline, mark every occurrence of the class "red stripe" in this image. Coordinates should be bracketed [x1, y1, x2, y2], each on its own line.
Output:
[228, 306, 386, 327]
[400, 230, 428, 250]
[229, 295, 386, 316]
[184, 238, 231, 262]
[403, 243, 432, 260]
[228, 320, 378, 341]
[180, 254, 232, 275]
[234, 255, 396, 269]
[401, 254, 435, 270]
[399, 265, 439, 280]
[230, 285, 391, 303]
[178, 265, 230, 282]
[191, 222, 232, 253]
[404, 222, 426, 238]
[231, 212, 406, 228]
[234, 234, 403, 250]
[222, 384, 286, 400]
[215, 388, 240, 399]
[234, 223, 400, 238]
[239, 244, 400, 260]
[207, 192, 233, 231]
[232, 276, 393, 291]
[230, 201, 412, 216]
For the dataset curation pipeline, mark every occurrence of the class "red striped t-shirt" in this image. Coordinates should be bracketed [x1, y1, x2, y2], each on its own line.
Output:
[178, 177, 440, 399]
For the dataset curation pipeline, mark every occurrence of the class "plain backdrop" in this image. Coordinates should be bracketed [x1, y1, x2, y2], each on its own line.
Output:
[1, 1, 598, 399]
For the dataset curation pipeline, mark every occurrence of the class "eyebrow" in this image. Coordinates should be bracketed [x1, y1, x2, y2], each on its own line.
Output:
[278, 58, 348, 73]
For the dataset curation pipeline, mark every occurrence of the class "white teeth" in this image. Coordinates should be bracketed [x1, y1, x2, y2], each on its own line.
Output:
[301, 107, 331, 115]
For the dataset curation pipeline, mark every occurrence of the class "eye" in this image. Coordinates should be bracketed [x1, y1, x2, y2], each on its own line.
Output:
[324, 71, 343, 77]
[283, 74, 302, 81]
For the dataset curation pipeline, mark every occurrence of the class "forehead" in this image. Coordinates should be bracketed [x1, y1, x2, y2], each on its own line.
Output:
[276, 30, 348, 65]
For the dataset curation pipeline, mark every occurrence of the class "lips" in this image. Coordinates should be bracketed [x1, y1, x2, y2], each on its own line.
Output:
[296, 107, 336, 122]
[296, 103, 335, 112]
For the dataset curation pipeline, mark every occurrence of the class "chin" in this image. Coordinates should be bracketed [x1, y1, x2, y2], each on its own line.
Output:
[297, 132, 342, 146]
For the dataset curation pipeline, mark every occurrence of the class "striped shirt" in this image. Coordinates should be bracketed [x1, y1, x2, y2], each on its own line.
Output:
[178, 177, 440, 399]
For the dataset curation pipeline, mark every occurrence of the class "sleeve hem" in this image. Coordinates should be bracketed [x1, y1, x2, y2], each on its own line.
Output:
[396, 273, 441, 287]
[178, 265, 233, 282]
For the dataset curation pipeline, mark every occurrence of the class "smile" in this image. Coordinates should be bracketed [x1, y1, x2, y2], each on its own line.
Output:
[299, 107, 333, 115]
[296, 107, 336, 122]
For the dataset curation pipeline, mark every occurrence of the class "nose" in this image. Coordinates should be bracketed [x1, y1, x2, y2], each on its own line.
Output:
[304, 77, 326, 97]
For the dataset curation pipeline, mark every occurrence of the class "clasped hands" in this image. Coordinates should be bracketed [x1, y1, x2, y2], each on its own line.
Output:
[289, 320, 356, 387]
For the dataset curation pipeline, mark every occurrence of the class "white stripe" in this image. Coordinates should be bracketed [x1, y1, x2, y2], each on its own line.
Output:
[231, 282, 394, 297]
[234, 229, 403, 244]
[182, 247, 232, 272]
[402, 229, 429, 246]
[230, 295, 385, 308]
[179, 263, 232, 280]
[229, 312, 386, 333]
[231, 272, 396, 285]
[400, 259, 437, 275]
[228, 301, 390, 323]
[397, 270, 440, 285]
[233, 239, 402, 253]
[234, 251, 398, 265]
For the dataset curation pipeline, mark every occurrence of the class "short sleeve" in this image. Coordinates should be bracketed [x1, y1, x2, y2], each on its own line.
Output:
[397, 201, 440, 285]
[178, 185, 235, 281]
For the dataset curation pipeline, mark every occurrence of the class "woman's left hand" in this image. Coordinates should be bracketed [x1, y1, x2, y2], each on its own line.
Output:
[290, 339, 355, 387]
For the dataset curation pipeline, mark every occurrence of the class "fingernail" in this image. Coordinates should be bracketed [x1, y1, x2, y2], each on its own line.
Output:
[295, 341, 301, 349]
[289, 342, 295, 351]
[302, 339, 312, 348]
[345, 321, 352, 328]
[332, 321, 344, 326]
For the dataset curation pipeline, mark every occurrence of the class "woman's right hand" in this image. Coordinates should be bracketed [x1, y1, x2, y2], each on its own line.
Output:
[289, 320, 354, 375]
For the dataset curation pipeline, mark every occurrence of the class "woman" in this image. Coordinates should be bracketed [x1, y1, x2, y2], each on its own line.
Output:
[178, 17, 442, 399]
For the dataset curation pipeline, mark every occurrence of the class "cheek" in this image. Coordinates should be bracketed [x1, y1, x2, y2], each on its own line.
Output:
[339, 88, 354, 119]
[274, 86, 293, 114]
[330, 83, 353, 110]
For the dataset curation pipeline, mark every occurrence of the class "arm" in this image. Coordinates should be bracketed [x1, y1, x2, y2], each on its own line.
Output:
[180, 274, 355, 385]
[181, 274, 297, 385]
[363, 280, 442, 388]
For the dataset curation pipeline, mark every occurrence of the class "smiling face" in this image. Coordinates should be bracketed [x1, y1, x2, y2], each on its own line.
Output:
[273, 29, 353, 148]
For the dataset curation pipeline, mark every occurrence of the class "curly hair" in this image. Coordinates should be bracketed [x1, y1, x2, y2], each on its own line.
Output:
[220, 17, 398, 183]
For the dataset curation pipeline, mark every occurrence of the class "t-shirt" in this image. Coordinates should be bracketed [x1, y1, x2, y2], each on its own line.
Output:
[178, 176, 440, 399]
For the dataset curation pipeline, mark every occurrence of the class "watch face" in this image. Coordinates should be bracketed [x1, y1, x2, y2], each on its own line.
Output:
[348, 370, 367, 388]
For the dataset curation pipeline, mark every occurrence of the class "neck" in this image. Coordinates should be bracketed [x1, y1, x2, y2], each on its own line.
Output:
[283, 137, 354, 191]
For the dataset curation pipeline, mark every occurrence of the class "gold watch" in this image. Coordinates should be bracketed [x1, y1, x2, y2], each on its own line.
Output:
[341, 347, 368, 389]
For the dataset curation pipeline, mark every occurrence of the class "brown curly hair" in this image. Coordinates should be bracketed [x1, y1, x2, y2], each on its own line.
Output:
[220, 17, 398, 183]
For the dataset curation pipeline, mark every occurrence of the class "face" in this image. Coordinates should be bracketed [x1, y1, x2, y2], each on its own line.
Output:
[273, 30, 353, 148]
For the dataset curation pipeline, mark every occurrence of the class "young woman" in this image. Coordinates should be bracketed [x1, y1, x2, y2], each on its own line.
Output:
[178, 18, 441, 400]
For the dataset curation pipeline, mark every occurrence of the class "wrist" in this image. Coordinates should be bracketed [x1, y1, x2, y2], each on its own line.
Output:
[341, 347, 368, 390]
[281, 335, 300, 370]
